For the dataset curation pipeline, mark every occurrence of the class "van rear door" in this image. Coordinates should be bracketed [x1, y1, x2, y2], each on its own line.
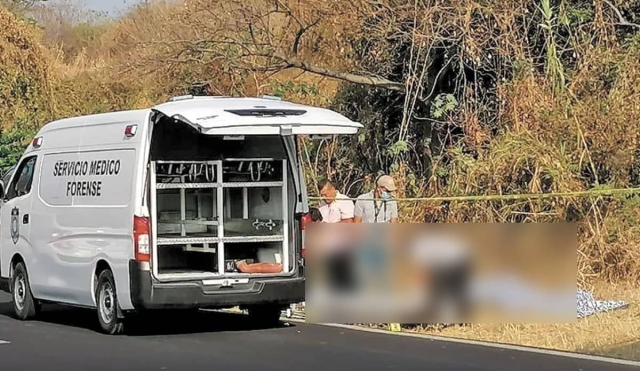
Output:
[151, 97, 361, 275]
[152, 96, 362, 213]
[151, 97, 363, 136]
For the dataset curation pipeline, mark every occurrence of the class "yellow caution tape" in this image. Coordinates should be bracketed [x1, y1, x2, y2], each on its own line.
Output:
[307, 187, 640, 203]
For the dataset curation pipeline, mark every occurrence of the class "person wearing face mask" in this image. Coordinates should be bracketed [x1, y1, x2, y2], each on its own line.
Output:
[353, 174, 399, 223]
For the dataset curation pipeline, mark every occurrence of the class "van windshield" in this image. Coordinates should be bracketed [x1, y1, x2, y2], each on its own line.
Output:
[2, 166, 15, 186]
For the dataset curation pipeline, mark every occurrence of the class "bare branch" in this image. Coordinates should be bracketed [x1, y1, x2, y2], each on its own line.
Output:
[143, 0, 406, 93]
[603, 0, 640, 29]
[269, 52, 406, 92]
[292, 17, 322, 55]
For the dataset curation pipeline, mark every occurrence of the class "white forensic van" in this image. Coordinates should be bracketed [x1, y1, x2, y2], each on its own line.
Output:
[0, 95, 362, 334]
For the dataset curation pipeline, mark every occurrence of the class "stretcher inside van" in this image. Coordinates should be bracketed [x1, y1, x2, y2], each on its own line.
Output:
[0, 95, 362, 334]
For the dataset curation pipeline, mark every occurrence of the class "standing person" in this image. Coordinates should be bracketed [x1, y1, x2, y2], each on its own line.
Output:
[315, 179, 357, 298]
[317, 179, 355, 223]
[354, 174, 399, 223]
[286, 206, 323, 319]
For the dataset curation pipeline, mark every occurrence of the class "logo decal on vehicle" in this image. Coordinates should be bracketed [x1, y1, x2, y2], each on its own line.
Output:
[10, 207, 19, 244]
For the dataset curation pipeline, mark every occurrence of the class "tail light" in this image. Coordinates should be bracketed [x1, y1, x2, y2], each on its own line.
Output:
[134, 216, 150, 262]
[300, 213, 312, 259]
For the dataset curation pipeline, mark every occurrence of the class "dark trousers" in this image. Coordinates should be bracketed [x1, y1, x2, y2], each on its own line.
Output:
[422, 259, 471, 322]
[326, 249, 356, 293]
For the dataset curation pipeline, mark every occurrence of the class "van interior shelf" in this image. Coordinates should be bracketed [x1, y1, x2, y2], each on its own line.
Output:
[150, 157, 290, 279]
[156, 235, 285, 246]
[156, 182, 220, 189]
[222, 181, 283, 188]
[155, 181, 284, 189]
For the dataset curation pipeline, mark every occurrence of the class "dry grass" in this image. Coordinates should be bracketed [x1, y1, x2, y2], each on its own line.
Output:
[391, 282, 640, 361]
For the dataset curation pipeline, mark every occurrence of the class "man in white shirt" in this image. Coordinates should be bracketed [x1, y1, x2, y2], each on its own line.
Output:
[317, 179, 355, 223]
[314, 180, 357, 297]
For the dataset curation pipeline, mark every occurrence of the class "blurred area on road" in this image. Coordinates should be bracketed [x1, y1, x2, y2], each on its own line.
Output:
[305, 223, 576, 324]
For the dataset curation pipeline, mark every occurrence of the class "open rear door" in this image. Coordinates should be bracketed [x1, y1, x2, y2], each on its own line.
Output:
[147, 96, 361, 281]
[152, 96, 363, 136]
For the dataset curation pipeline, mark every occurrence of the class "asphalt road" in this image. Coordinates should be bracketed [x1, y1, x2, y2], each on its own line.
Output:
[0, 291, 637, 371]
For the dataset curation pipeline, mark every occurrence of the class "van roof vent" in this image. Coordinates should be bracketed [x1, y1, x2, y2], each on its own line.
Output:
[168, 95, 195, 102]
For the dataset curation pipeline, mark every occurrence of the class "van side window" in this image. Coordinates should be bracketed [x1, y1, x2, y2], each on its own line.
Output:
[6, 156, 37, 200]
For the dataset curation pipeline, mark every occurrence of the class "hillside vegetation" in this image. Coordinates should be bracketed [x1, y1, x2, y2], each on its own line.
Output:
[3, 0, 640, 284]
[0, 6, 55, 168]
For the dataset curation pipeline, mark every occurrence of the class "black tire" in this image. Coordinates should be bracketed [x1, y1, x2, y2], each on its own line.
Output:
[95, 269, 125, 335]
[247, 305, 284, 327]
[11, 262, 40, 320]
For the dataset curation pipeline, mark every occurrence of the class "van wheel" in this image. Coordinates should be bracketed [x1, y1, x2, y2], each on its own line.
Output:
[96, 269, 125, 335]
[11, 262, 40, 320]
[247, 305, 283, 327]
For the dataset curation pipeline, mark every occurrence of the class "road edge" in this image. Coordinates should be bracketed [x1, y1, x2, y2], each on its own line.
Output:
[281, 318, 640, 368]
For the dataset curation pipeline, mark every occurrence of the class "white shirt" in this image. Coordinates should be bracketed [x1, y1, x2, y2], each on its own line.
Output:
[318, 193, 355, 223]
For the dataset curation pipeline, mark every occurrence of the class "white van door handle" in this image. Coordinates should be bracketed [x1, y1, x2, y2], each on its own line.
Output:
[22, 214, 29, 224]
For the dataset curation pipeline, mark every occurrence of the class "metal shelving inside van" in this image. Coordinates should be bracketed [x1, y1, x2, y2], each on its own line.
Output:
[150, 158, 289, 279]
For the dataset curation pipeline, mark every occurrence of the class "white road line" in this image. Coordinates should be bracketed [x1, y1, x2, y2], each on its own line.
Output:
[283, 318, 640, 368]
[218, 309, 639, 367]
[0, 340, 9, 345]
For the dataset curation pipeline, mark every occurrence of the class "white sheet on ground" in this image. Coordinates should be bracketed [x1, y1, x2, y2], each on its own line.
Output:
[577, 288, 628, 318]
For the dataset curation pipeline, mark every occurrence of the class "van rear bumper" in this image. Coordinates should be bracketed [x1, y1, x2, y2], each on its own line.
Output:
[128, 261, 305, 311]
